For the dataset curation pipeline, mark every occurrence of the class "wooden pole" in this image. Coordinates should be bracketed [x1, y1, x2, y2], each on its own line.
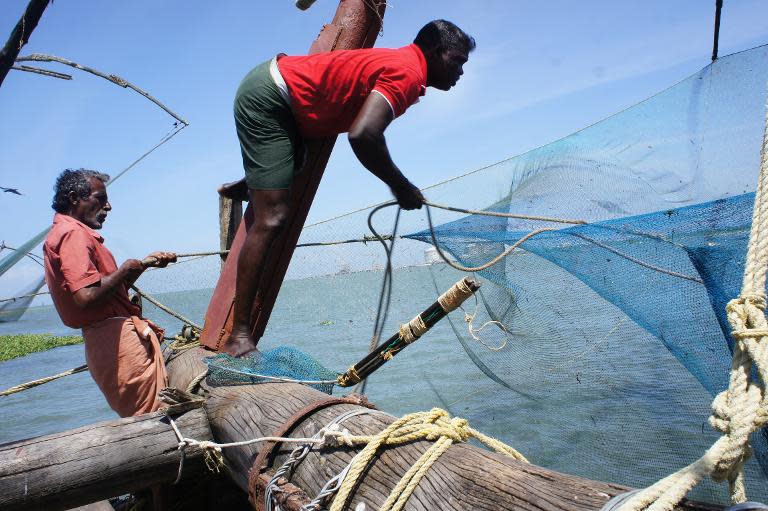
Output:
[0, 0, 50, 87]
[0, 407, 212, 511]
[219, 196, 242, 268]
[712, 0, 723, 62]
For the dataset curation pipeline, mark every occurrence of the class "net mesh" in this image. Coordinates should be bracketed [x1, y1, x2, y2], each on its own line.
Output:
[129, 45, 768, 504]
[204, 347, 338, 394]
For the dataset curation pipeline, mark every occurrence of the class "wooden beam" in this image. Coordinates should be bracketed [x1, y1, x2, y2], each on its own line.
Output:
[0, 0, 51, 87]
[0, 407, 212, 511]
[218, 195, 242, 268]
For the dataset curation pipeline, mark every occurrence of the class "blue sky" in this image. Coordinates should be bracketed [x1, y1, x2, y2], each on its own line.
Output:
[1, 0, 768, 298]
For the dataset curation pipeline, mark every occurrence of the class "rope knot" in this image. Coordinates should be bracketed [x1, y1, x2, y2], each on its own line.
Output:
[727, 294, 766, 315]
[197, 440, 225, 473]
[321, 423, 356, 447]
[707, 384, 763, 484]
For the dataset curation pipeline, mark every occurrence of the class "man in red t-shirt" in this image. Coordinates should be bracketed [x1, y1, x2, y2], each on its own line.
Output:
[43, 169, 176, 416]
[220, 19, 475, 356]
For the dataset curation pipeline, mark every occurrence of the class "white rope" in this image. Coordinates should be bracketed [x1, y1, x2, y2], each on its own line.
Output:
[462, 300, 509, 352]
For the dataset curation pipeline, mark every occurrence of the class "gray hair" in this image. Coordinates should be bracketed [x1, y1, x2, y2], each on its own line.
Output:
[51, 168, 110, 213]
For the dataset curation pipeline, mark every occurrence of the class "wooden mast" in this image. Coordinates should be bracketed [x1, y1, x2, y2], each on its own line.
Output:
[200, 0, 387, 351]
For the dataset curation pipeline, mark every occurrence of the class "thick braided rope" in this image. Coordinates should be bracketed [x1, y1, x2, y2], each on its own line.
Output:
[326, 408, 527, 511]
[618, 94, 768, 511]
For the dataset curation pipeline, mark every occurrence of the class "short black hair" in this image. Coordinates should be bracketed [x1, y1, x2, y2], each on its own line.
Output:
[51, 168, 110, 213]
[414, 19, 476, 55]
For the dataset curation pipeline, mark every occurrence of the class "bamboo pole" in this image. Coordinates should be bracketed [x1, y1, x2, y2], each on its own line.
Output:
[0, 0, 50, 87]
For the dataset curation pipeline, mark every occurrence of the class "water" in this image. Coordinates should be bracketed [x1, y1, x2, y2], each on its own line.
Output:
[0, 264, 763, 504]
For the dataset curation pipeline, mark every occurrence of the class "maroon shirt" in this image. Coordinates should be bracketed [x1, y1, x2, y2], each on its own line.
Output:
[43, 213, 140, 329]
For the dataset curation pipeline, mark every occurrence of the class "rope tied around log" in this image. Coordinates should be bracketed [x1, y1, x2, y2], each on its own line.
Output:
[299, 407, 528, 511]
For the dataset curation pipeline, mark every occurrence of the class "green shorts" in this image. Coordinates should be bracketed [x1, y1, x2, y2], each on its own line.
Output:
[234, 60, 301, 190]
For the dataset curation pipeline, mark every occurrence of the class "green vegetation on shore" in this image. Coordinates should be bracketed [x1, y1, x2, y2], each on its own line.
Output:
[0, 334, 83, 362]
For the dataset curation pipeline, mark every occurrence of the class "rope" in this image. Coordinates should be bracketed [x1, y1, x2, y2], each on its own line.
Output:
[131, 285, 202, 331]
[265, 409, 377, 511]
[167, 411, 380, 482]
[186, 371, 208, 393]
[356, 202, 400, 395]
[0, 290, 49, 303]
[310, 408, 527, 511]
[0, 364, 88, 397]
[424, 200, 587, 225]
[460, 296, 509, 352]
[425, 202, 556, 272]
[618, 90, 768, 511]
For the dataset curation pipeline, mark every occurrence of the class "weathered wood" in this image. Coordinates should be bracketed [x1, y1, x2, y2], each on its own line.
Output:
[165, 346, 212, 392]
[0, 407, 212, 511]
[219, 195, 242, 267]
[0, 0, 50, 87]
[165, 348, 722, 511]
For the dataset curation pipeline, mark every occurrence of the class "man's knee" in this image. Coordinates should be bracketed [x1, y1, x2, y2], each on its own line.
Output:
[254, 203, 291, 234]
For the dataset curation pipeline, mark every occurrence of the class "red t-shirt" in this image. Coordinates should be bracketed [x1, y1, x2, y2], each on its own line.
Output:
[43, 213, 140, 329]
[277, 44, 427, 138]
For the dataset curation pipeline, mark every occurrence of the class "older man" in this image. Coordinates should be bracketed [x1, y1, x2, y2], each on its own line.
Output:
[43, 169, 176, 417]
[220, 19, 476, 356]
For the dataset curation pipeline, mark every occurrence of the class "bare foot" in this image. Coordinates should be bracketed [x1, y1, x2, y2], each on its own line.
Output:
[218, 178, 249, 202]
[221, 326, 258, 357]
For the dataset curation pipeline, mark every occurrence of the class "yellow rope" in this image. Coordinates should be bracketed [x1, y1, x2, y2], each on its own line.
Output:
[186, 370, 208, 394]
[0, 364, 88, 396]
[327, 408, 527, 511]
[618, 96, 768, 511]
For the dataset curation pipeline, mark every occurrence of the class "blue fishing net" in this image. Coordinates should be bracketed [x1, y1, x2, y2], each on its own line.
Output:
[204, 346, 339, 394]
[398, 45, 768, 502]
[138, 44, 768, 505]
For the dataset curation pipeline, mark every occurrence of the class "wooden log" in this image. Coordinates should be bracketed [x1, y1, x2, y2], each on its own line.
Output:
[164, 348, 721, 511]
[0, 407, 212, 511]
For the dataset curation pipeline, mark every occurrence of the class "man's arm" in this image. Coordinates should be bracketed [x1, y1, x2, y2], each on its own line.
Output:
[72, 252, 176, 308]
[347, 93, 424, 210]
[72, 259, 143, 308]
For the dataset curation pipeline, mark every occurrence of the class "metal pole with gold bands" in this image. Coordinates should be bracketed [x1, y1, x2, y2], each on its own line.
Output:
[337, 277, 480, 387]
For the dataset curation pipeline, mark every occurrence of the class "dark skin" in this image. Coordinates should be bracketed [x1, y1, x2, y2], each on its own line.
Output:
[66, 177, 177, 309]
[222, 45, 470, 357]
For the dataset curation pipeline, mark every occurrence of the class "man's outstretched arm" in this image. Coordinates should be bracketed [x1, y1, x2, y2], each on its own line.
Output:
[347, 93, 424, 210]
[72, 252, 176, 309]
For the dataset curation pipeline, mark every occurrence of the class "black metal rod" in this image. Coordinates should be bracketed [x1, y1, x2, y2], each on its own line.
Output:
[712, 0, 723, 62]
[337, 277, 480, 387]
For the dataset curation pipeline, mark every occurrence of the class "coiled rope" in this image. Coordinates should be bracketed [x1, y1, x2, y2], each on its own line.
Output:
[617, 94, 768, 511]
[313, 407, 527, 511]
